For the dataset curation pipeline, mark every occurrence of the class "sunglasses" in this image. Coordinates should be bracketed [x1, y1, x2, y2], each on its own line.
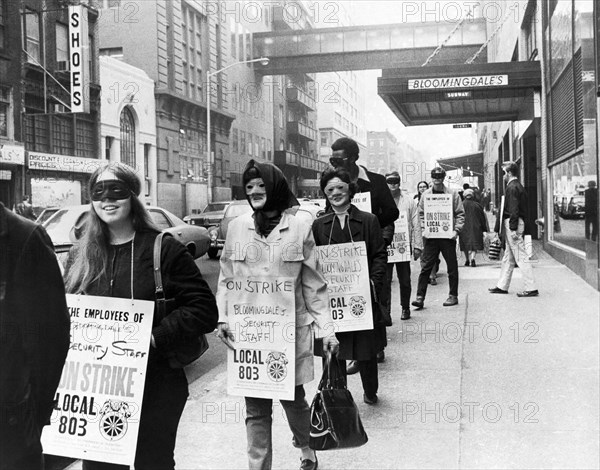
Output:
[386, 178, 400, 185]
[91, 180, 132, 201]
[329, 156, 351, 166]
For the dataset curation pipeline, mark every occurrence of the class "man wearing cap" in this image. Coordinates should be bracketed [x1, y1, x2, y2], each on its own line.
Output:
[412, 167, 465, 308]
[383, 171, 423, 321]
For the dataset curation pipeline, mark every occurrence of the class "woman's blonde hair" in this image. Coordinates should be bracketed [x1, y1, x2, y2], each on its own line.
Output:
[65, 162, 158, 293]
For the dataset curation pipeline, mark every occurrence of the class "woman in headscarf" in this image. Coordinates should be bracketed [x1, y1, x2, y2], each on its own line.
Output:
[459, 188, 489, 267]
[312, 167, 387, 406]
[216, 160, 338, 470]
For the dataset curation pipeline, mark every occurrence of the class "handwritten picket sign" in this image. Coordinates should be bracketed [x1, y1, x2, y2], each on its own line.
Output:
[388, 211, 411, 263]
[41, 294, 154, 466]
[423, 193, 453, 239]
[315, 241, 373, 334]
[224, 277, 296, 400]
[351, 192, 371, 213]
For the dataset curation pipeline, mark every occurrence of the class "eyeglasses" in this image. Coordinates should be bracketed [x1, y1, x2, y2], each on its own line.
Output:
[91, 180, 132, 201]
[329, 156, 350, 167]
[386, 178, 400, 185]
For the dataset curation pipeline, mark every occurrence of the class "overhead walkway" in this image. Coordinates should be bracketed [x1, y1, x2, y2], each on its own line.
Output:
[253, 17, 487, 75]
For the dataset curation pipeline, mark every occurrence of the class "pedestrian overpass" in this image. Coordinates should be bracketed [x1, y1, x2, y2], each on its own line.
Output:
[252, 17, 541, 126]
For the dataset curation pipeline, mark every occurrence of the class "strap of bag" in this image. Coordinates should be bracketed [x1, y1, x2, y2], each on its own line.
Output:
[153, 232, 173, 315]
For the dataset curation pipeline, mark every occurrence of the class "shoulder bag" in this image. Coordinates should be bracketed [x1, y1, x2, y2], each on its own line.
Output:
[153, 232, 209, 369]
[309, 354, 368, 450]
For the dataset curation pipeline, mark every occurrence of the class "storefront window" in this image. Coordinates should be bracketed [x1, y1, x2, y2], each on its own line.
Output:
[549, 1, 572, 84]
[551, 154, 597, 251]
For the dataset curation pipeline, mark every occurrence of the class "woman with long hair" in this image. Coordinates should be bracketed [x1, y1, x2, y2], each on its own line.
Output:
[414, 180, 429, 202]
[216, 160, 338, 470]
[65, 162, 218, 470]
[312, 167, 387, 405]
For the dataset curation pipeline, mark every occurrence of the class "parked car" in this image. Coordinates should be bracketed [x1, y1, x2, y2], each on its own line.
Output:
[206, 199, 322, 259]
[183, 200, 232, 228]
[35, 206, 60, 225]
[559, 195, 585, 219]
[42, 205, 210, 264]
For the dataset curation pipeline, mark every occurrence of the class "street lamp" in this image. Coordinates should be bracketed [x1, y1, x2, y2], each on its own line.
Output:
[206, 57, 269, 204]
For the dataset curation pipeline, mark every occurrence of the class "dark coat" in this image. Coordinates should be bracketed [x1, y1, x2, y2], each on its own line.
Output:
[0, 203, 70, 465]
[67, 230, 218, 361]
[459, 199, 489, 251]
[312, 205, 388, 360]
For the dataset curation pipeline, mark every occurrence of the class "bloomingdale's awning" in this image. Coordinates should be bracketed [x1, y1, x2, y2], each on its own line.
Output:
[378, 61, 541, 126]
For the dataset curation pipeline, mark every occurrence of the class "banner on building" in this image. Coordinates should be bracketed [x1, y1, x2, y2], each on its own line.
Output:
[41, 295, 154, 466]
[423, 194, 453, 238]
[225, 277, 296, 400]
[315, 241, 373, 333]
[388, 211, 411, 263]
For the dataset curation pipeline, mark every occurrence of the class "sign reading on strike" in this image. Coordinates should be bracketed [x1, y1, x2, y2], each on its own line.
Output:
[388, 211, 411, 263]
[315, 241, 373, 333]
[423, 194, 453, 238]
[224, 277, 296, 400]
[41, 294, 154, 466]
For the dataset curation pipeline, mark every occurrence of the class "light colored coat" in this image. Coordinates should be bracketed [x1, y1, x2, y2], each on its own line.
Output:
[216, 209, 330, 385]
[394, 191, 424, 251]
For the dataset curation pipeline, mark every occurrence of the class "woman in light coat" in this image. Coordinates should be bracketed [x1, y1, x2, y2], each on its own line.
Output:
[216, 160, 338, 470]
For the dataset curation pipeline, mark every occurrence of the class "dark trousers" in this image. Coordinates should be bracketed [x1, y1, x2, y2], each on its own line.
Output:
[585, 216, 598, 241]
[83, 364, 189, 470]
[384, 262, 412, 310]
[417, 239, 459, 298]
[331, 357, 378, 398]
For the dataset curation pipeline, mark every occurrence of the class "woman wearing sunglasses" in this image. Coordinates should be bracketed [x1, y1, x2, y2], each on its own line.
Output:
[64, 163, 218, 470]
[312, 167, 387, 405]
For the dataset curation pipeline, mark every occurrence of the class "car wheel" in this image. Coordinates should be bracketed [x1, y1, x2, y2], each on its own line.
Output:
[207, 247, 219, 259]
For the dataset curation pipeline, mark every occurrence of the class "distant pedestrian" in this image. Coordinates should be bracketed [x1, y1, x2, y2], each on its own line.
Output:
[482, 189, 491, 212]
[414, 181, 440, 285]
[489, 161, 538, 297]
[216, 160, 339, 470]
[412, 167, 465, 309]
[312, 167, 387, 405]
[0, 202, 70, 470]
[383, 171, 422, 321]
[15, 195, 36, 220]
[584, 180, 598, 241]
[65, 162, 218, 470]
[459, 188, 489, 267]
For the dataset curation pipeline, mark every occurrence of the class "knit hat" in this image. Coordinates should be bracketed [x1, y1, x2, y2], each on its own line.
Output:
[463, 188, 475, 199]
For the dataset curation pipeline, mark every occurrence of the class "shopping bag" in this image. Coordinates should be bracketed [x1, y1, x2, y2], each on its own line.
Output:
[309, 355, 368, 450]
[488, 237, 502, 261]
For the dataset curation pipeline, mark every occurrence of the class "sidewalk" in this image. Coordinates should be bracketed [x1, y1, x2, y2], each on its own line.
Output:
[68, 247, 600, 469]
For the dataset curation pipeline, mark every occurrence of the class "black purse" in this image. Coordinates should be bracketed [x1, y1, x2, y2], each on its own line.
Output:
[153, 232, 209, 369]
[309, 354, 368, 450]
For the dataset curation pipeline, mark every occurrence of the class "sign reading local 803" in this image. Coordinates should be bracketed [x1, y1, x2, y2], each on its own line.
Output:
[225, 277, 296, 400]
[423, 194, 453, 239]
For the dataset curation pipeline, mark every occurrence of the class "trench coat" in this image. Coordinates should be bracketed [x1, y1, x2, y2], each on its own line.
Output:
[459, 199, 489, 251]
[216, 208, 330, 385]
[312, 205, 388, 361]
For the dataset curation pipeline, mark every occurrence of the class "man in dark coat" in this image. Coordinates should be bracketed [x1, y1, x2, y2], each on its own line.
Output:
[0, 202, 70, 470]
[329, 137, 399, 368]
[584, 180, 598, 241]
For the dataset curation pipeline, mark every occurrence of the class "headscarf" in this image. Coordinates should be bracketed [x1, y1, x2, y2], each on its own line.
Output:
[242, 159, 299, 236]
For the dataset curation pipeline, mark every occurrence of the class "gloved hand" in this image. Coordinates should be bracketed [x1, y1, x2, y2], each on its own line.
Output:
[413, 248, 422, 261]
[217, 322, 235, 350]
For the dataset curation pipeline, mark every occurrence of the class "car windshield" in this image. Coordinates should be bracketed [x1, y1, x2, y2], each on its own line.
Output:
[43, 208, 88, 244]
[205, 202, 228, 212]
[227, 202, 252, 217]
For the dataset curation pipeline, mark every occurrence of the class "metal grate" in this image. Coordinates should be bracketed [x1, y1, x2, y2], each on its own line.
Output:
[574, 49, 584, 148]
[550, 62, 575, 162]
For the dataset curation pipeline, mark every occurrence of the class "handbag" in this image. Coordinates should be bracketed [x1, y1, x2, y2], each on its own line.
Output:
[153, 232, 209, 369]
[309, 355, 368, 450]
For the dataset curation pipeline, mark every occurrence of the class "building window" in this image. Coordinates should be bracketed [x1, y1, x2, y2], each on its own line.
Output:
[0, 86, 9, 138]
[0, 0, 6, 50]
[120, 107, 136, 167]
[267, 139, 272, 160]
[25, 10, 40, 63]
[245, 30, 251, 62]
[240, 131, 246, 157]
[229, 17, 236, 59]
[56, 23, 69, 67]
[105, 136, 113, 160]
[261, 137, 266, 159]
[232, 128, 238, 153]
[247, 133, 253, 156]
[279, 105, 284, 128]
[181, 3, 205, 101]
